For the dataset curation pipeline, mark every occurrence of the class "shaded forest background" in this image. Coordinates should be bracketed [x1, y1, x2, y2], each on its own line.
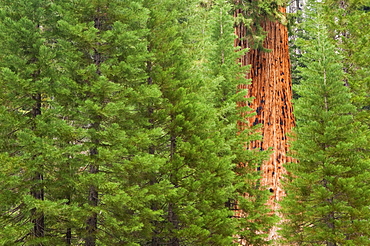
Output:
[0, 0, 369, 245]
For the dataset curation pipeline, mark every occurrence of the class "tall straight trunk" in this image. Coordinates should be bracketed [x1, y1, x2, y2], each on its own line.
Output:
[66, 227, 72, 245]
[85, 9, 104, 245]
[84, 124, 100, 246]
[65, 177, 72, 244]
[168, 202, 180, 246]
[147, 57, 161, 246]
[85, 153, 99, 246]
[168, 134, 180, 246]
[85, 133, 100, 246]
[235, 6, 295, 240]
[31, 173, 44, 239]
[31, 93, 44, 244]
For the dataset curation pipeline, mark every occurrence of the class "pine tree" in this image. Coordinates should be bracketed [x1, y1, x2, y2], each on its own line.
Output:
[321, 0, 370, 125]
[140, 0, 274, 244]
[280, 2, 370, 244]
[0, 0, 78, 244]
[288, 0, 370, 113]
[0, 0, 291, 245]
[142, 0, 235, 244]
[52, 0, 170, 244]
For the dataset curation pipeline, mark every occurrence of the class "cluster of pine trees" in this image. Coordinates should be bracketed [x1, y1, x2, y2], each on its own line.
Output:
[281, 0, 370, 245]
[0, 0, 369, 245]
[0, 0, 275, 245]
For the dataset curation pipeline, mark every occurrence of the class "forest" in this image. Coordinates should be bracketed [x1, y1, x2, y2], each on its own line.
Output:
[0, 0, 369, 245]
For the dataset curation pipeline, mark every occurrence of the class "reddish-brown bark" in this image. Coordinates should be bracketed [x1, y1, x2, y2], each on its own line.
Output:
[235, 7, 294, 239]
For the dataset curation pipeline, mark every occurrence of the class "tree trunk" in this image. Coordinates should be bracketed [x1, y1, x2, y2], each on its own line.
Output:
[85, 142, 99, 246]
[168, 202, 180, 246]
[235, 7, 295, 240]
[147, 59, 162, 246]
[66, 228, 72, 245]
[168, 134, 180, 246]
[31, 172, 44, 240]
[31, 93, 45, 244]
[85, 9, 104, 245]
[65, 186, 72, 244]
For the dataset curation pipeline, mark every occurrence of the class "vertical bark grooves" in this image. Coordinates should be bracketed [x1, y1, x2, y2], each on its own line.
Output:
[235, 7, 295, 240]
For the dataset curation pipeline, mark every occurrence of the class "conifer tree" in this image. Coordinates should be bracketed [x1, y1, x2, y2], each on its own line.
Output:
[287, 0, 370, 125]
[141, 0, 272, 244]
[52, 0, 170, 244]
[233, 0, 294, 242]
[234, 0, 295, 215]
[143, 0, 231, 243]
[280, 2, 370, 244]
[0, 0, 287, 245]
[322, 0, 370, 125]
[0, 0, 78, 244]
[207, 0, 276, 244]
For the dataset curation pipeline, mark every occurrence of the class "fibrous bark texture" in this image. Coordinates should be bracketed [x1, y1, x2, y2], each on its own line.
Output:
[235, 7, 295, 240]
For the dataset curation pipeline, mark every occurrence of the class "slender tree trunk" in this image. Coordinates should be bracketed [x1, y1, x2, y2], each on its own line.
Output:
[84, 99, 99, 236]
[31, 173, 44, 239]
[65, 181, 72, 244]
[168, 202, 179, 246]
[85, 137, 99, 246]
[323, 179, 336, 246]
[85, 9, 104, 245]
[235, 6, 295, 240]
[326, 211, 336, 246]
[66, 227, 72, 245]
[147, 57, 161, 246]
[168, 134, 179, 246]
[31, 93, 44, 244]
[66, 221, 72, 245]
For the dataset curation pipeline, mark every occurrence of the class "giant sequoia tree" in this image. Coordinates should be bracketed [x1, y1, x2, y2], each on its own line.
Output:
[234, 0, 294, 207]
[206, 1, 276, 244]
[233, 1, 294, 241]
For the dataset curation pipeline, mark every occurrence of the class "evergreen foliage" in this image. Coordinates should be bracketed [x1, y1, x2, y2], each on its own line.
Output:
[233, 0, 289, 50]
[54, 0, 164, 244]
[323, 0, 370, 125]
[142, 0, 252, 244]
[289, 0, 370, 120]
[0, 0, 71, 244]
[6, 0, 366, 245]
[207, 1, 276, 244]
[0, 0, 275, 245]
[280, 2, 370, 244]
